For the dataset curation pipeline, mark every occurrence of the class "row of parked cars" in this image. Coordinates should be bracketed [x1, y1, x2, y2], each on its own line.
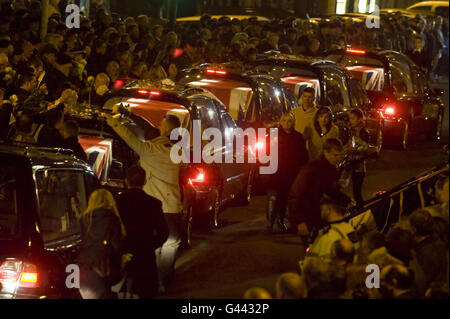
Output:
[0, 48, 444, 298]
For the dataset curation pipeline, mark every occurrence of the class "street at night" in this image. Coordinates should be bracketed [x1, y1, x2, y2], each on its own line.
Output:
[0, 0, 449, 306]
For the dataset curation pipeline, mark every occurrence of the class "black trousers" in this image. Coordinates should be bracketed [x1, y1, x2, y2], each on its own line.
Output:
[352, 172, 365, 206]
[267, 188, 289, 228]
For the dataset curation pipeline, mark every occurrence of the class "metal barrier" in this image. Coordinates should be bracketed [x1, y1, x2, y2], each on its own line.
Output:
[345, 161, 449, 234]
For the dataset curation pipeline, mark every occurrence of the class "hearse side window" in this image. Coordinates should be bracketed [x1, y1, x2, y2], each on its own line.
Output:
[193, 96, 221, 129]
[35, 170, 87, 242]
[258, 80, 285, 126]
[0, 166, 18, 239]
[348, 79, 370, 108]
[323, 71, 350, 111]
[220, 111, 238, 130]
[389, 60, 413, 95]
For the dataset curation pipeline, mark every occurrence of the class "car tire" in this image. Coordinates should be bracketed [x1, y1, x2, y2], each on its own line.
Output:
[235, 170, 254, 206]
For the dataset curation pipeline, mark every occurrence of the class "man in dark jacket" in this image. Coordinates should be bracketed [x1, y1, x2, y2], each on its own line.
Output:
[36, 107, 64, 147]
[116, 165, 169, 298]
[408, 36, 428, 72]
[61, 120, 87, 162]
[267, 113, 309, 232]
[288, 138, 351, 243]
[36, 108, 64, 148]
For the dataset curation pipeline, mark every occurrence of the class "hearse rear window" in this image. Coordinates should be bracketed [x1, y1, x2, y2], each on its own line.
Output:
[0, 167, 18, 239]
[35, 170, 87, 242]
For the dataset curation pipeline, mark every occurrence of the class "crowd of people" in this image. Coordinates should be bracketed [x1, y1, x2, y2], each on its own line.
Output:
[0, 0, 448, 299]
[246, 174, 449, 299]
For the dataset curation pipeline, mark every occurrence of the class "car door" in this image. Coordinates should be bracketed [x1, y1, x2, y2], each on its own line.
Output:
[218, 106, 250, 200]
[34, 168, 98, 298]
[190, 95, 231, 200]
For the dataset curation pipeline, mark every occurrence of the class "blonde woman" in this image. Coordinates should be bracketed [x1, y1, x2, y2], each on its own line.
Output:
[76, 188, 126, 299]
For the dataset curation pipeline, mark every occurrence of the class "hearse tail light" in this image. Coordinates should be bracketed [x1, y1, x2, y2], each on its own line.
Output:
[138, 90, 161, 96]
[384, 107, 395, 115]
[188, 168, 206, 185]
[254, 141, 264, 151]
[138, 89, 149, 95]
[0, 259, 40, 288]
[346, 49, 366, 54]
[206, 69, 227, 75]
[380, 105, 396, 118]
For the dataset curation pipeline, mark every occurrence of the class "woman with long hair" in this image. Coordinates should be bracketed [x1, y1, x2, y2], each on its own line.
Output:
[346, 109, 370, 207]
[76, 188, 126, 299]
[304, 106, 340, 161]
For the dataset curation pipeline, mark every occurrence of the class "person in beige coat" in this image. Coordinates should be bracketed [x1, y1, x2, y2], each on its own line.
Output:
[304, 107, 340, 161]
[105, 112, 183, 290]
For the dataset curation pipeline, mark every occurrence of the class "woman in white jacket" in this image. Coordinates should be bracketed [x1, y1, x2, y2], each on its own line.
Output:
[304, 107, 340, 161]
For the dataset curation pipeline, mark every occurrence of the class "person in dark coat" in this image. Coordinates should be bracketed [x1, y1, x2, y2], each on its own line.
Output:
[288, 138, 351, 243]
[267, 113, 309, 232]
[76, 189, 125, 299]
[408, 36, 428, 72]
[61, 120, 87, 162]
[0, 101, 13, 140]
[116, 165, 169, 298]
[36, 107, 64, 148]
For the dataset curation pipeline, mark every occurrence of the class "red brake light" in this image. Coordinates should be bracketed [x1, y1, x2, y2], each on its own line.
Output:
[114, 80, 124, 89]
[138, 89, 149, 95]
[206, 69, 227, 75]
[138, 90, 160, 96]
[0, 259, 21, 283]
[346, 48, 366, 54]
[254, 142, 264, 150]
[0, 260, 40, 288]
[188, 168, 206, 185]
[384, 107, 395, 115]
[173, 48, 183, 58]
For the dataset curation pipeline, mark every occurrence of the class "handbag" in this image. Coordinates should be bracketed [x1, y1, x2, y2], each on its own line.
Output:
[93, 229, 122, 285]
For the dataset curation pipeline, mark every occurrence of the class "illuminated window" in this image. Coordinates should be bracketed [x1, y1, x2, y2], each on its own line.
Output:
[369, 0, 376, 12]
[358, 0, 367, 13]
[336, 0, 347, 14]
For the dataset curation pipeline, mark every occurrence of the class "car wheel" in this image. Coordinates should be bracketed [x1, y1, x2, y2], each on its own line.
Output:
[235, 170, 254, 206]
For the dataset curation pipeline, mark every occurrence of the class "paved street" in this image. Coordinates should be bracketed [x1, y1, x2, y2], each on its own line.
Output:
[160, 79, 449, 299]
